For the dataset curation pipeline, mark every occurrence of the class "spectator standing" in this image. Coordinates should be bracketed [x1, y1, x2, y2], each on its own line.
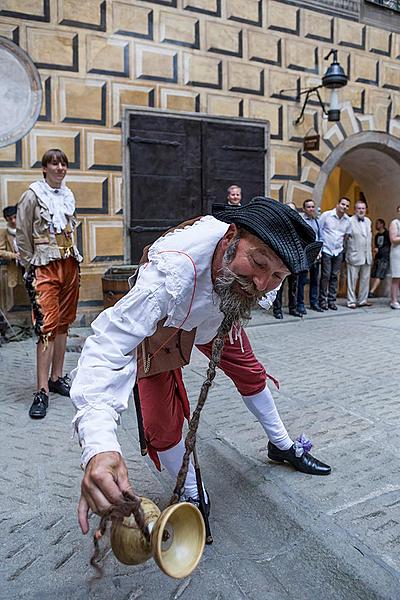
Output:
[297, 199, 323, 314]
[0, 205, 23, 291]
[16, 149, 82, 419]
[318, 197, 351, 310]
[389, 205, 400, 309]
[226, 185, 242, 207]
[369, 218, 390, 298]
[345, 199, 372, 308]
[272, 202, 301, 318]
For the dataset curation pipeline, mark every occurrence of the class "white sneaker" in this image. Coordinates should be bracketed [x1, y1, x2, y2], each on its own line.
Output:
[390, 302, 400, 309]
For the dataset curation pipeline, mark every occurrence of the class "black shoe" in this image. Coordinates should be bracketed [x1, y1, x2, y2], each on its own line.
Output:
[289, 309, 302, 317]
[297, 306, 307, 315]
[310, 304, 324, 312]
[368, 292, 375, 299]
[319, 302, 328, 311]
[48, 375, 71, 397]
[29, 388, 49, 419]
[273, 311, 283, 320]
[267, 441, 331, 476]
[328, 303, 338, 311]
[181, 490, 210, 518]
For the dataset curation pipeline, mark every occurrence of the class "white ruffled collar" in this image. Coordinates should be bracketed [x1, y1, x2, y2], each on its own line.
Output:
[30, 179, 75, 233]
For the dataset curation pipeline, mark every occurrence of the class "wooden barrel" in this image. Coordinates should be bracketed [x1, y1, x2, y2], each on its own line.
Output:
[102, 265, 137, 308]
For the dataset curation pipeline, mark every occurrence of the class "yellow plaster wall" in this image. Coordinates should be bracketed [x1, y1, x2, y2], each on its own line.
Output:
[0, 0, 399, 308]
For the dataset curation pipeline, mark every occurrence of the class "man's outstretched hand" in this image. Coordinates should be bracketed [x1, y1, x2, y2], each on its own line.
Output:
[78, 451, 131, 534]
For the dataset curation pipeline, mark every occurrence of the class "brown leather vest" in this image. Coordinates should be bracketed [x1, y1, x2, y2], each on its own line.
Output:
[136, 217, 202, 379]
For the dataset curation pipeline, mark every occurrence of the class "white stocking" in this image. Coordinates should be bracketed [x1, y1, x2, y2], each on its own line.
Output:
[242, 385, 293, 450]
[157, 440, 205, 500]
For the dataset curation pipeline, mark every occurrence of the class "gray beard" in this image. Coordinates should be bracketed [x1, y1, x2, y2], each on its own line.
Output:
[214, 240, 265, 325]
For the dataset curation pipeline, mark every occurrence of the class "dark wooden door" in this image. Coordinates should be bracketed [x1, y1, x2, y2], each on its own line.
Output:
[128, 113, 202, 263]
[202, 120, 267, 213]
[128, 113, 267, 263]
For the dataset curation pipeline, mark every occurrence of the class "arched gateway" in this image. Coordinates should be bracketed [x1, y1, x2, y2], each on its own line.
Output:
[294, 102, 400, 227]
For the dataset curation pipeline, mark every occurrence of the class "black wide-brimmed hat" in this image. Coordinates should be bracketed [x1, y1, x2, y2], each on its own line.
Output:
[217, 197, 322, 274]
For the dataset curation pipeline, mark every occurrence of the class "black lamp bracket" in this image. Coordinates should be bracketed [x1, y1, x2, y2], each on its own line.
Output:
[294, 85, 327, 125]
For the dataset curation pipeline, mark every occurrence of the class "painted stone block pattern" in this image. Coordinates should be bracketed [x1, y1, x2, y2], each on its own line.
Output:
[267, 1, 299, 35]
[184, 53, 222, 88]
[160, 12, 199, 48]
[228, 61, 264, 95]
[135, 45, 177, 82]
[226, 0, 262, 26]
[58, 0, 106, 30]
[87, 36, 129, 76]
[0, 0, 399, 309]
[111, 83, 154, 126]
[206, 22, 242, 57]
[207, 93, 243, 116]
[183, 0, 220, 15]
[27, 28, 78, 71]
[59, 78, 106, 125]
[248, 31, 281, 66]
[111, 2, 153, 39]
[160, 88, 199, 112]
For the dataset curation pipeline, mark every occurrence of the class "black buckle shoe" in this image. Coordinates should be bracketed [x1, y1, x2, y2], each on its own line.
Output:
[328, 303, 338, 311]
[29, 388, 49, 419]
[48, 375, 71, 397]
[181, 490, 211, 518]
[268, 438, 331, 476]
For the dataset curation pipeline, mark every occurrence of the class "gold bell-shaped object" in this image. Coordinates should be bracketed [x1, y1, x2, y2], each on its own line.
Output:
[110, 497, 205, 579]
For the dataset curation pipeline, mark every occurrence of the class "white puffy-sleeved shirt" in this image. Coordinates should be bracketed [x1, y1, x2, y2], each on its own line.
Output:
[70, 216, 277, 467]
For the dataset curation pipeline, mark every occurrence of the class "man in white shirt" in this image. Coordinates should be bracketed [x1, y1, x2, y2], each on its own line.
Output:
[318, 197, 352, 310]
[345, 199, 372, 308]
[70, 198, 331, 535]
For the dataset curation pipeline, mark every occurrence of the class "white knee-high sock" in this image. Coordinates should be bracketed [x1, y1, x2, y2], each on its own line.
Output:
[157, 440, 204, 499]
[242, 385, 293, 450]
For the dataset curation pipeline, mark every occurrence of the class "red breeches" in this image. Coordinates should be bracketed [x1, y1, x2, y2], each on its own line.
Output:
[30, 257, 79, 343]
[138, 329, 266, 469]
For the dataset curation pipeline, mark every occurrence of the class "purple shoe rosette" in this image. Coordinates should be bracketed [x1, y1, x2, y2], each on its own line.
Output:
[293, 433, 313, 457]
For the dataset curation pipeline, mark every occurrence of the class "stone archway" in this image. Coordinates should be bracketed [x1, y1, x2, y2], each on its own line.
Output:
[289, 100, 400, 225]
[312, 131, 400, 227]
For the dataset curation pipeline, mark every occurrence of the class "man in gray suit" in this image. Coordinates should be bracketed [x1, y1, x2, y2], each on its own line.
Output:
[346, 199, 372, 308]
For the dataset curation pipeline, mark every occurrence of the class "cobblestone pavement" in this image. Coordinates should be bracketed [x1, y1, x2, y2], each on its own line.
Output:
[1, 300, 400, 599]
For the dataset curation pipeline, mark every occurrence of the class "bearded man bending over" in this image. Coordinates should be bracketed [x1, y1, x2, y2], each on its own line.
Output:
[70, 197, 331, 534]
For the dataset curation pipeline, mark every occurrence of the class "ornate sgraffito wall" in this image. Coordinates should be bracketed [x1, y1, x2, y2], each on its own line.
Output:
[0, 0, 399, 307]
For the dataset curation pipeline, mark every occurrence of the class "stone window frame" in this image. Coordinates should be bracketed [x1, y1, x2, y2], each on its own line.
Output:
[365, 0, 400, 12]
[276, 0, 360, 20]
[280, 0, 400, 34]
[361, 0, 400, 32]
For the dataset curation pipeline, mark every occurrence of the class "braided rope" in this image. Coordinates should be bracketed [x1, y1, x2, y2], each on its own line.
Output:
[169, 311, 234, 505]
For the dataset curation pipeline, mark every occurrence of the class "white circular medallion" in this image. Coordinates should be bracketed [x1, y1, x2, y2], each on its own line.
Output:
[0, 36, 42, 148]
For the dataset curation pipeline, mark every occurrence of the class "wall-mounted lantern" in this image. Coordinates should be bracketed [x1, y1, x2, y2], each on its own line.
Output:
[293, 49, 348, 125]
